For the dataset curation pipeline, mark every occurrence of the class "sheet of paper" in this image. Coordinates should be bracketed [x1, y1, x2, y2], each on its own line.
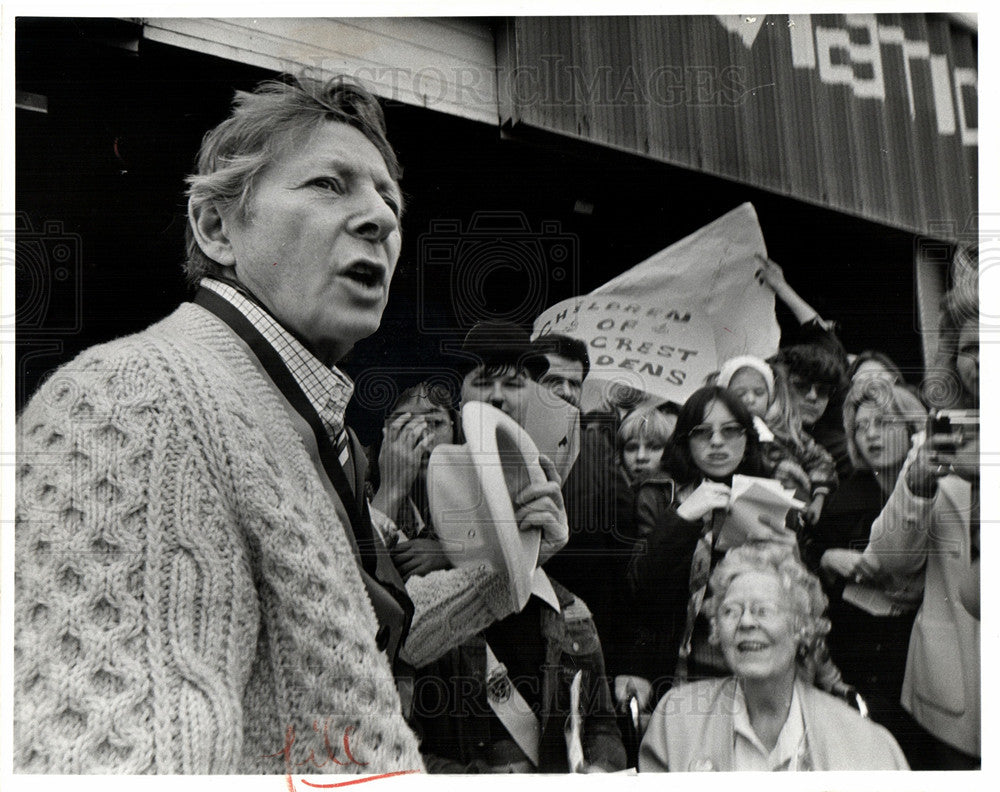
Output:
[518, 380, 580, 483]
[842, 584, 908, 617]
[715, 475, 805, 551]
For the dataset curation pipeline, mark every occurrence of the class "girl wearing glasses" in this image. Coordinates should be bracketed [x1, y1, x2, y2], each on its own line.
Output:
[798, 382, 926, 760]
[625, 386, 788, 694]
[639, 543, 907, 771]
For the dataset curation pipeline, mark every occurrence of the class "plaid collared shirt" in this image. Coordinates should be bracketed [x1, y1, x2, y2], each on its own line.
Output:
[201, 278, 354, 449]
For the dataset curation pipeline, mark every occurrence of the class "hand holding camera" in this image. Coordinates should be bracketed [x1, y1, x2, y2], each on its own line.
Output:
[931, 409, 979, 483]
[926, 410, 979, 482]
[906, 410, 978, 495]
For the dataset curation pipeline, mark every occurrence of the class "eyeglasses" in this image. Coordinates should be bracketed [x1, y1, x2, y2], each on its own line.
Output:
[687, 422, 746, 444]
[790, 378, 833, 398]
[717, 600, 788, 624]
[854, 415, 905, 435]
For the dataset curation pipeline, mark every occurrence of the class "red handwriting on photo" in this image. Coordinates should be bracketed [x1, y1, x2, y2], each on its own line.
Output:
[262, 721, 420, 791]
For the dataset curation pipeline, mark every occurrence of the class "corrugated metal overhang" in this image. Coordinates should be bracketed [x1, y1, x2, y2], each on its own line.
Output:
[137, 17, 499, 125]
[497, 14, 977, 240]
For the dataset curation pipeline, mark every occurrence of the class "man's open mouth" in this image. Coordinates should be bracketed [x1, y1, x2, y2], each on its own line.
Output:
[343, 261, 385, 289]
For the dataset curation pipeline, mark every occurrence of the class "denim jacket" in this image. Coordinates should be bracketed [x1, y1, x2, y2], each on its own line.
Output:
[410, 579, 626, 773]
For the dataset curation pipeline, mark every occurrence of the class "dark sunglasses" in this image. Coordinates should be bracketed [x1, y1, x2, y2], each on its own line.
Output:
[790, 378, 833, 398]
[687, 422, 747, 443]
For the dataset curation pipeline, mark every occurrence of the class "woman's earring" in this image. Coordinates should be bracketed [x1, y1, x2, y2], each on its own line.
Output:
[794, 628, 811, 659]
[708, 617, 720, 646]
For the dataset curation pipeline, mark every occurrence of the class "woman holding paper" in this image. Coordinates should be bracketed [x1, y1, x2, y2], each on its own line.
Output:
[639, 543, 908, 771]
[626, 386, 793, 692]
[800, 382, 926, 749]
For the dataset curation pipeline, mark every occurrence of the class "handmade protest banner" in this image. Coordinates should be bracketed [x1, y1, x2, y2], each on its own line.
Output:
[532, 294, 718, 406]
[592, 202, 780, 365]
[533, 202, 780, 408]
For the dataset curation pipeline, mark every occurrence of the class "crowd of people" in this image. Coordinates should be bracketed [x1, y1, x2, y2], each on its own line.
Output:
[14, 73, 980, 775]
[369, 242, 979, 772]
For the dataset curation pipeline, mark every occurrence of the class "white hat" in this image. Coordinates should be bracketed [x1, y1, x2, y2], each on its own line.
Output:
[716, 355, 775, 402]
[426, 402, 548, 612]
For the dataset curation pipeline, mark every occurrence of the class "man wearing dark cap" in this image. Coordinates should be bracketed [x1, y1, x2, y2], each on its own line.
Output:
[456, 320, 548, 427]
[404, 322, 625, 773]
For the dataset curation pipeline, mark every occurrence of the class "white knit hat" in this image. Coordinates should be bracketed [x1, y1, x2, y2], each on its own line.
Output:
[716, 355, 775, 402]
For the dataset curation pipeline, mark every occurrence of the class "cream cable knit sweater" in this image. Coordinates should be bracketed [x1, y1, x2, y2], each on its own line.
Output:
[15, 303, 513, 774]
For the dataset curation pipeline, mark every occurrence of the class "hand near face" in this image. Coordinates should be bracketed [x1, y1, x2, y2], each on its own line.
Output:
[389, 538, 452, 581]
[378, 412, 434, 495]
[512, 454, 569, 564]
[676, 481, 731, 522]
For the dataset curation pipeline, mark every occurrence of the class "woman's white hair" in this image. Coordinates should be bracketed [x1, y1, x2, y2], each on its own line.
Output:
[707, 542, 831, 679]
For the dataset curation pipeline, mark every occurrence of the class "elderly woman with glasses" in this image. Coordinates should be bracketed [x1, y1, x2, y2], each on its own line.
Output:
[639, 543, 908, 771]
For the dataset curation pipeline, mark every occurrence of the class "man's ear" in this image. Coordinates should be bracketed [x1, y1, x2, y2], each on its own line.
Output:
[188, 198, 237, 267]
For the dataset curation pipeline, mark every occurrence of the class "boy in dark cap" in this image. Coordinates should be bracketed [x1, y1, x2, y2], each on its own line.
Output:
[455, 321, 548, 427]
[401, 322, 625, 773]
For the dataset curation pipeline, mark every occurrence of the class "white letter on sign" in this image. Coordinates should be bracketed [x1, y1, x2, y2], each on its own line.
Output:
[953, 67, 978, 146]
[788, 15, 815, 68]
[815, 14, 885, 100]
[930, 55, 957, 136]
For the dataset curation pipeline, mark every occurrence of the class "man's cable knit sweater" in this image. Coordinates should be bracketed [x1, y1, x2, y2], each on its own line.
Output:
[15, 303, 514, 773]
